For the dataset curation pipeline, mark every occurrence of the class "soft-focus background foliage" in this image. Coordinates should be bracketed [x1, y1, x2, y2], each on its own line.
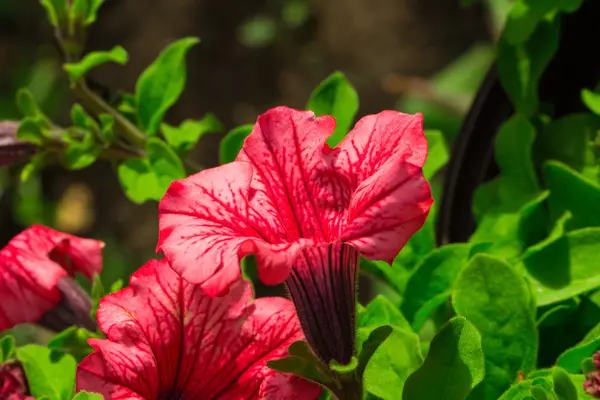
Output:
[0, 0, 504, 284]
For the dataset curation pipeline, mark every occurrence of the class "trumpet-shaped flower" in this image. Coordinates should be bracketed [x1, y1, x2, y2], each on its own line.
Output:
[0, 225, 103, 332]
[158, 106, 432, 364]
[76, 259, 320, 400]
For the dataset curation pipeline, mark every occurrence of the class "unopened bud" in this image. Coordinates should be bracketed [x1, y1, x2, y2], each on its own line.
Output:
[0, 121, 37, 167]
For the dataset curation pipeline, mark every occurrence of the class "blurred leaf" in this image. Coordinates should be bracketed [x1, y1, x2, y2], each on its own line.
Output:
[135, 37, 199, 135]
[545, 161, 600, 231]
[84, 0, 104, 25]
[282, 0, 310, 28]
[307, 72, 359, 146]
[401, 244, 470, 324]
[0, 335, 15, 363]
[17, 88, 51, 127]
[64, 46, 128, 81]
[522, 228, 600, 306]
[90, 274, 104, 319]
[219, 124, 253, 164]
[238, 16, 276, 48]
[147, 137, 186, 193]
[64, 131, 100, 170]
[117, 159, 161, 204]
[453, 254, 538, 398]
[17, 344, 77, 400]
[557, 338, 600, 373]
[423, 130, 449, 179]
[47, 327, 97, 362]
[569, 374, 597, 399]
[498, 18, 560, 117]
[98, 113, 115, 143]
[70, 0, 104, 26]
[363, 327, 423, 399]
[17, 118, 44, 145]
[434, 43, 495, 97]
[161, 114, 223, 155]
[21, 153, 48, 182]
[72, 391, 103, 400]
[582, 89, 600, 115]
[552, 367, 578, 400]
[402, 317, 485, 400]
[503, 0, 583, 44]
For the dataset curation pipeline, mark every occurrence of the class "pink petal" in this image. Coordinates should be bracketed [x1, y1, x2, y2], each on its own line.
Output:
[259, 373, 323, 400]
[77, 259, 319, 400]
[0, 225, 104, 331]
[335, 111, 433, 263]
[158, 161, 313, 295]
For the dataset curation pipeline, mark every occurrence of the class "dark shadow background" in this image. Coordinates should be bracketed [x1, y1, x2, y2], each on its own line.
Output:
[0, 0, 493, 284]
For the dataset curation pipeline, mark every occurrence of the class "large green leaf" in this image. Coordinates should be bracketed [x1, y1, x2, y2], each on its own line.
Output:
[117, 158, 162, 204]
[147, 137, 186, 194]
[72, 391, 104, 400]
[582, 89, 600, 115]
[64, 46, 128, 81]
[359, 295, 410, 332]
[306, 72, 359, 147]
[521, 228, 600, 306]
[423, 129, 449, 180]
[0, 335, 15, 363]
[557, 338, 600, 373]
[453, 254, 538, 398]
[16, 345, 77, 400]
[403, 317, 485, 400]
[135, 37, 199, 134]
[363, 327, 423, 399]
[401, 244, 471, 324]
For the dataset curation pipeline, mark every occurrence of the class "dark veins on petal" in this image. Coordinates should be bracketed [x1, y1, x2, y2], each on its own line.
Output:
[286, 241, 358, 365]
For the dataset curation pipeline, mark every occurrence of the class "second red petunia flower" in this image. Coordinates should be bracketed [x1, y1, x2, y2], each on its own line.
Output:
[158, 106, 432, 364]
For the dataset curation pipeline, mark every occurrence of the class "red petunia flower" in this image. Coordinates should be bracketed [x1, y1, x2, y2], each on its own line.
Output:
[0, 225, 103, 332]
[0, 362, 34, 400]
[76, 259, 321, 400]
[158, 106, 432, 364]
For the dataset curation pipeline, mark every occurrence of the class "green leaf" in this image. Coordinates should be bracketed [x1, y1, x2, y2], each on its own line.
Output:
[267, 340, 335, 387]
[17, 89, 51, 127]
[161, 114, 223, 155]
[40, 0, 63, 27]
[135, 37, 200, 135]
[17, 344, 77, 400]
[238, 16, 277, 48]
[306, 72, 359, 147]
[545, 161, 600, 231]
[117, 159, 162, 204]
[64, 46, 128, 81]
[147, 137, 186, 193]
[582, 89, 600, 115]
[552, 367, 578, 400]
[402, 317, 485, 400]
[47, 327, 97, 362]
[72, 391, 104, 400]
[64, 131, 101, 170]
[363, 327, 423, 399]
[401, 244, 471, 324]
[98, 114, 115, 143]
[498, 18, 560, 116]
[90, 274, 104, 319]
[569, 374, 597, 399]
[423, 130, 449, 179]
[557, 338, 600, 373]
[503, 0, 583, 45]
[219, 124, 253, 164]
[521, 228, 600, 306]
[17, 118, 45, 145]
[359, 295, 410, 332]
[84, 0, 105, 25]
[411, 292, 451, 333]
[453, 254, 538, 397]
[21, 153, 48, 182]
[0, 335, 16, 363]
[495, 114, 540, 206]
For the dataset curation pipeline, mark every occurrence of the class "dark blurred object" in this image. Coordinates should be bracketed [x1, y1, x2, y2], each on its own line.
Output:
[437, 0, 600, 245]
[0, 121, 36, 167]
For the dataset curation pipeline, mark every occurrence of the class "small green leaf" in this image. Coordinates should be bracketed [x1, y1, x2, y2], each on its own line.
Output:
[238, 16, 277, 48]
[17, 344, 77, 400]
[306, 72, 359, 146]
[17, 89, 51, 127]
[64, 131, 101, 170]
[582, 89, 600, 115]
[147, 137, 186, 194]
[40, 0, 62, 27]
[557, 338, 600, 373]
[72, 391, 104, 400]
[401, 243, 471, 324]
[552, 367, 578, 400]
[117, 159, 162, 204]
[84, 0, 105, 25]
[219, 124, 253, 164]
[267, 340, 334, 387]
[402, 317, 485, 400]
[47, 327, 97, 362]
[498, 18, 560, 116]
[21, 153, 48, 182]
[135, 37, 200, 135]
[109, 279, 123, 294]
[330, 357, 358, 374]
[161, 114, 223, 154]
[64, 46, 128, 81]
[90, 274, 104, 319]
[521, 228, 600, 306]
[98, 114, 115, 143]
[17, 118, 45, 145]
[363, 327, 423, 399]
[453, 254, 538, 397]
[0, 335, 16, 363]
[423, 130, 449, 179]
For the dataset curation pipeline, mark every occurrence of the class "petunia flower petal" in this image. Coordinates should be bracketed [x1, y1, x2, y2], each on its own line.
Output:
[0, 225, 103, 331]
[76, 259, 319, 400]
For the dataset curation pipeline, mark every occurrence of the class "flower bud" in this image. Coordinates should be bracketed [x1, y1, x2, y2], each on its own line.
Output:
[0, 121, 37, 166]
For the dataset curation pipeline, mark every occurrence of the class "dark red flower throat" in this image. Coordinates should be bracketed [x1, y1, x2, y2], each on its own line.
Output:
[286, 242, 358, 365]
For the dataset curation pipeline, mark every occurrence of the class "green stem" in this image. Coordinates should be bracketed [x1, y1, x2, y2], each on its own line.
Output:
[332, 372, 363, 400]
[73, 81, 147, 148]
